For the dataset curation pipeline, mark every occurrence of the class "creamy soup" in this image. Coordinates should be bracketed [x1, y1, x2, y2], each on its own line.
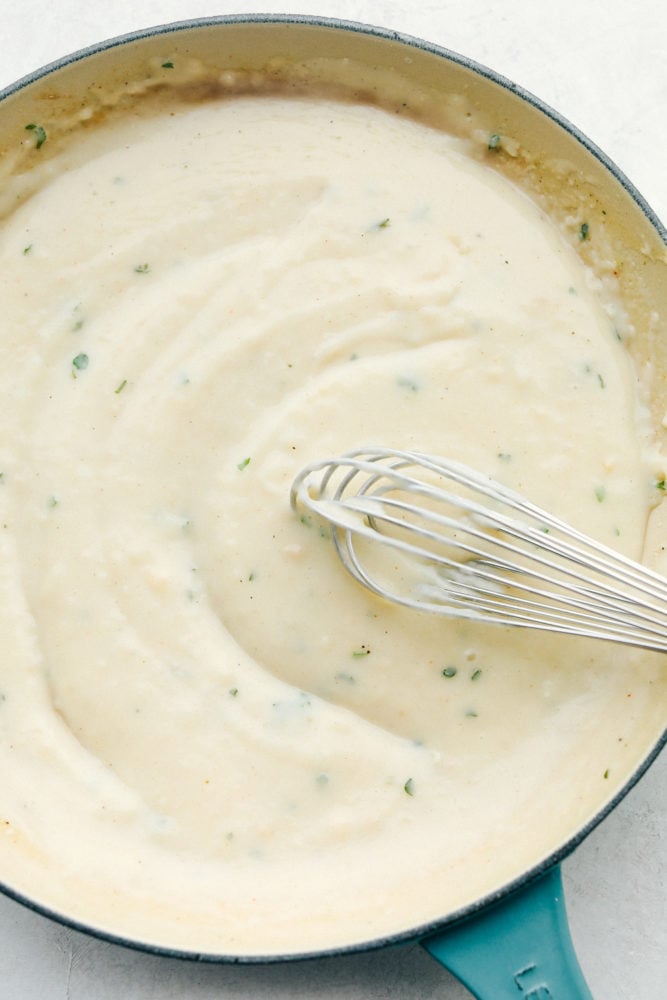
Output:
[0, 83, 665, 955]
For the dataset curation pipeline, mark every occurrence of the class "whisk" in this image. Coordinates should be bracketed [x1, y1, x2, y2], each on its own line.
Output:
[290, 446, 667, 652]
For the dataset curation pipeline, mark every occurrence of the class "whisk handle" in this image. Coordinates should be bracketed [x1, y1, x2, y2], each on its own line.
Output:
[421, 865, 592, 998]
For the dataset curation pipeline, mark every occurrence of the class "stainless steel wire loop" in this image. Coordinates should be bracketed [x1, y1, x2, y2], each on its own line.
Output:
[290, 447, 667, 651]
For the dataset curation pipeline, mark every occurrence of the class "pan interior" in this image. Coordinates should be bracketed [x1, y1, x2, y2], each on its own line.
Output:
[0, 19, 666, 957]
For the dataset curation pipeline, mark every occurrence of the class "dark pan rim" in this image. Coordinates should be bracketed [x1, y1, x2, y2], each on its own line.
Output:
[1, 10, 665, 965]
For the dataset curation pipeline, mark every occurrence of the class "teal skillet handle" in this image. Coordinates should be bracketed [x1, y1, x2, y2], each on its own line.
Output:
[421, 865, 593, 999]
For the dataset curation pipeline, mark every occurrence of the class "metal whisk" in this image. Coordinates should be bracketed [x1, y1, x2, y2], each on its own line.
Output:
[290, 446, 667, 652]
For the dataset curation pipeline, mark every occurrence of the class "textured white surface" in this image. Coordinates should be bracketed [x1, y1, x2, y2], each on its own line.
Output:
[0, 2, 665, 998]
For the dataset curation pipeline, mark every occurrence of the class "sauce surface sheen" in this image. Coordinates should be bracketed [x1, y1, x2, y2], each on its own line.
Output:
[0, 93, 665, 954]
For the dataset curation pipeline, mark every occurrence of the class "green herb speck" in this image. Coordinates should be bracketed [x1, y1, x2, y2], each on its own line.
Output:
[25, 123, 47, 149]
[352, 646, 371, 658]
[237, 457, 251, 471]
[594, 485, 606, 503]
[655, 479, 666, 492]
[470, 668, 482, 681]
[377, 217, 391, 229]
[465, 709, 478, 718]
[442, 666, 457, 678]
[114, 379, 127, 394]
[397, 374, 420, 393]
[404, 777, 415, 796]
[72, 352, 89, 371]
[603, 768, 609, 779]
[579, 222, 590, 241]
[488, 133, 501, 150]
[316, 773, 329, 786]
[229, 687, 239, 697]
[162, 61, 174, 69]
[22, 244, 32, 255]
[47, 495, 59, 508]
[134, 262, 150, 274]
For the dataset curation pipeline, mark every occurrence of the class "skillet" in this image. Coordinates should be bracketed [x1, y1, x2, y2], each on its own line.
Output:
[0, 14, 665, 998]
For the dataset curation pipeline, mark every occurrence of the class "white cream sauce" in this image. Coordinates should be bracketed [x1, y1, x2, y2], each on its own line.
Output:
[0, 93, 665, 954]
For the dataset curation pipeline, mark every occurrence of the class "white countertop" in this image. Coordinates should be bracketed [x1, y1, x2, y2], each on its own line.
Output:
[0, 2, 665, 998]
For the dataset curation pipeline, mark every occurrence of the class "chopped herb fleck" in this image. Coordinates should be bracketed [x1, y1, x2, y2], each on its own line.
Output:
[470, 668, 482, 681]
[488, 132, 501, 150]
[72, 352, 89, 371]
[299, 514, 313, 527]
[161, 61, 174, 69]
[248, 571, 256, 582]
[25, 123, 47, 149]
[404, 777, 415, 796]
[47, 495, 59, 508]
[465, 709, 478, 718]
[134, 262, 150, 274]
[229, 687, 239, 697]
[603, 768, 609, 779]
[316, 773, 329, 786]
[376, 217, 391, 229]
[442, 666, 458, 678]
[237, 457, 251, 471]
[579, 222, 590, 241]
[497, 452, 512, 462]
[114, 379, 127, 394]
[584, 363, 606, 389]
[22, 244, 32, 255]
[352, 646, 371, 658]
[397, 374, 420, 392]
[594, 485, 606, 503]
[655, 479, 666, 492]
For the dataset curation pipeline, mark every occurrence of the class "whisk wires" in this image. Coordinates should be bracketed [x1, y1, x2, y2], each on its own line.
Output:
[290, 447, 667, 651]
